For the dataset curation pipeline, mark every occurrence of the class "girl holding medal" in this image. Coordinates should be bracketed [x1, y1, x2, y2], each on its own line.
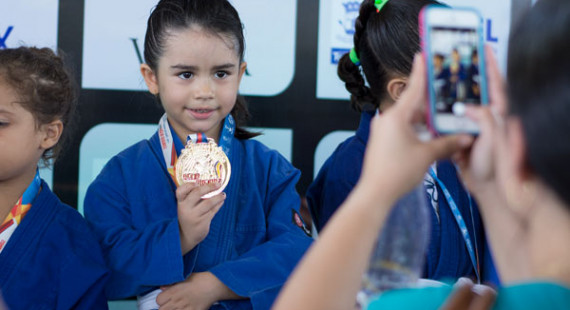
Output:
[306, 0, 496, 285]
[0, 47, 108, 309]
[84, 0, 312, 309]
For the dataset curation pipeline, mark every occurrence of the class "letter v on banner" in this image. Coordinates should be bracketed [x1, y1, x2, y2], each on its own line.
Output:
[130, 38, 143, 64]
[0, 26, 14, 49]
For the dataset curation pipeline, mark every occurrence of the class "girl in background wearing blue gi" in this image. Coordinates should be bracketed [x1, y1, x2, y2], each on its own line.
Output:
[84, 0, 313, 309]
[306, 0, 497, 284]
[0, 47, 108, 309]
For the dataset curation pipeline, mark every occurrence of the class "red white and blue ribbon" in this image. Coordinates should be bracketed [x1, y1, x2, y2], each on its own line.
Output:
[0, 169, 41, 254]
[158, 113, 234, 185]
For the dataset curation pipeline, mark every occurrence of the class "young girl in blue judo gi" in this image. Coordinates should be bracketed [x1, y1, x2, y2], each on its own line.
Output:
[83, 0, 313, 309]
[306, 0, 497, 284]
[0, 47, 108, 309]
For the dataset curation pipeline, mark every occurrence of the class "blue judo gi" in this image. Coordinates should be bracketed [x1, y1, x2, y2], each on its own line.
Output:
[0, 180, 109, 309]
[307, 111, 498, 284]
[84, 125, 313, 309]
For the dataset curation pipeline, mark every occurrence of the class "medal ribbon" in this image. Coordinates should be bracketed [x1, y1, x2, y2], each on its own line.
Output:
[428, 167, 480, 283]
[0, 169, 41, 254]
[158, 113, 235, 186]
[190, 132, 207, 143]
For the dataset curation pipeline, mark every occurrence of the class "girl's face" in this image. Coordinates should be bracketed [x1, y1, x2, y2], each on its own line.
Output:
[0, 81, 46, 183]
[142, 27, 246, 142]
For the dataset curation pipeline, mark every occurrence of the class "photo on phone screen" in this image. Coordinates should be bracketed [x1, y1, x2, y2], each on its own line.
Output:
[431, 28, 481, 113]
[422, 7, 487, 134]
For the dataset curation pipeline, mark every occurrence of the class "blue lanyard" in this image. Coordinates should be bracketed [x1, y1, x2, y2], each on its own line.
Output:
[218, 115, 235, 158]
[428, 167, 480, 283]
[22, 169, 41, 204]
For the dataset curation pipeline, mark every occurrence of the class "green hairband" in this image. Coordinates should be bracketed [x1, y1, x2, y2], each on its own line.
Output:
[349, 48, 360, 66]
[349, 0, 389, 67]
[375, 0, 389, 13]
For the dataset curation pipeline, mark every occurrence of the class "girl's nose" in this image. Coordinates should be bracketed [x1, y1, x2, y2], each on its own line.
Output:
[194, 78, 214, 99]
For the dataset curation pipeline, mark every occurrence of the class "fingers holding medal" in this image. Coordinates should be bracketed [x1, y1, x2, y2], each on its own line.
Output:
[175, 137, 231, 199]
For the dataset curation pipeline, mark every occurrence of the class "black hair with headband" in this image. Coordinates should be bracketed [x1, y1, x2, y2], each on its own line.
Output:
[338, 0, 442, 112]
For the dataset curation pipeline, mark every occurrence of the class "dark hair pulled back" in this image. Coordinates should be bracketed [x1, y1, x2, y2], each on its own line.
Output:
[507, 0, 570, 207]
[0, 47, 77, 165]
[144, 0, 258, 139]
[338, 0, 441, 112]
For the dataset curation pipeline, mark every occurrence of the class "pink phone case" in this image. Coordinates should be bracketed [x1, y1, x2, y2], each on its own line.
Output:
[419, 6, 438, 136]
[418, 6, 487, 136]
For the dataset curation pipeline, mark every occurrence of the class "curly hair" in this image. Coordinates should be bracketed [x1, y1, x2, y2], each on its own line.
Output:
[0, 46, 77, 165]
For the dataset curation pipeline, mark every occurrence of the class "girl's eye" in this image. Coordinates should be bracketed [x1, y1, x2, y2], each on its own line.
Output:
[215, 71, 229, 79]
[178, 72, 193, 80]
[0, 121, 8, 128]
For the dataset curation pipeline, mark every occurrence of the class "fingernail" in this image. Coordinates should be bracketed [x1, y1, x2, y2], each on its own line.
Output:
[473, 284, 495, 296]
[454, 277, 474, 288]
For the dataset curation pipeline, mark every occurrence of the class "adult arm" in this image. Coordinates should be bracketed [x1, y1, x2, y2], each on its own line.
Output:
[454, 47, 532, 284]
[272, 55, 473, 310]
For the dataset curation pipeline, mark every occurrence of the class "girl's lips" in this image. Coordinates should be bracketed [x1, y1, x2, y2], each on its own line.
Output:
[187, 108, 215, 120]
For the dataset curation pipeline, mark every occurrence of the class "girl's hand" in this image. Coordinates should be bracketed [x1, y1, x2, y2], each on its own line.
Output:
[356, 54, 473, 206]
[156, 272, 217, 310]
[454, 46, 507, 197]
[176, 183, 226, 254]
[156, 272, 243, 310]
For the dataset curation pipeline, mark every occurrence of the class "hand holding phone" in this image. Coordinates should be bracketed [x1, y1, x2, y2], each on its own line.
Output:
[420, 6, 488, 135]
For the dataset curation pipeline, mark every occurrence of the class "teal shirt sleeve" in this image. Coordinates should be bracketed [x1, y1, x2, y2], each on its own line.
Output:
[367, 282, 570, 310]
[493, 282, 570, 310]
[367, 286, 453, 310]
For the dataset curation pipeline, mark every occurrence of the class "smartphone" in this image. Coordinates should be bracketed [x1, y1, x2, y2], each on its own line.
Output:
[420, 6, 488, 135]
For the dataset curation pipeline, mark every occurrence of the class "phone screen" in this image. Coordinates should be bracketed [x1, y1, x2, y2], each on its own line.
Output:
[429, 26, 481, 117]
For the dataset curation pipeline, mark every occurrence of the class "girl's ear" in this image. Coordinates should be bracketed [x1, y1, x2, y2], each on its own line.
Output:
[39, 120, 63, 151]
[141, 64, 159, 95]
[238, 62, 247, 83]
[386, 77, 408, 102]
[386, 78, 408, 102]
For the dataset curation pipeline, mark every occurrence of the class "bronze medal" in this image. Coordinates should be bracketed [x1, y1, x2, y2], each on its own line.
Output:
[175, 138, 231, 198]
